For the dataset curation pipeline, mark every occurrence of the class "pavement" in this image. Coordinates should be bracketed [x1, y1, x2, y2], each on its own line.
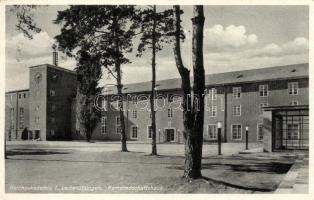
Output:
[275, 152, 309, 193]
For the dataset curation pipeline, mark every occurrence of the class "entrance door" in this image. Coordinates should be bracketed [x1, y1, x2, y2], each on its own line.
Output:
[35, 130, 40, 139]
[165, 129, 175, 142]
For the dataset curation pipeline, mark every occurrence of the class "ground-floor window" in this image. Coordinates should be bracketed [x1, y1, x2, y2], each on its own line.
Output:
[257, 123, 263, 141]
[207, 124, 217, 139]
[231, 124, 242, 140]
[131, 126, 138, 139]
[287, 123, 299, 140]
[101, 116, 107, 134]
[148, 125, 152, 139]
[116, 116, 121, 134]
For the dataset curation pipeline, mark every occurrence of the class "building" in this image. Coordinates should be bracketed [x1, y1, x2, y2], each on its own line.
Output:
[5, 62, 309, 151]
[5, 64, 76, 141]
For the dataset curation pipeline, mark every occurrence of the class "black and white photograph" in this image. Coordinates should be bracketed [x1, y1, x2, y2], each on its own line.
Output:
[1, 0, 312, 196]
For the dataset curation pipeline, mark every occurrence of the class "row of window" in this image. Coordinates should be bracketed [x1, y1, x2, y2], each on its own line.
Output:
[131, 109, 173, 119]
[100, 116, 301, 140]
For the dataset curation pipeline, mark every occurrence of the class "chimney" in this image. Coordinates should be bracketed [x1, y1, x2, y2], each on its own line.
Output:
[52, 44, 58, 66]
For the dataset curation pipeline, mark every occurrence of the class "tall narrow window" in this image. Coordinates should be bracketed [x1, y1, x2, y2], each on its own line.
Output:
[233, 87, 241, 99]
[288, 82, 298, 95]
[101, 116, 107, 134]
[131, 126, 138, 139]
[259, 85, 269, 97]
[168, 94, 174, 103]
[116, 116, 121, 134]
[232, 104, 241, 116]
[50, 90, 56, 96]
[257, 123, 263, 141]
[168, 108, 173, 118]
[10, 108, 14, 129]
[209, 105, 217, 117]
[19, 107, 24, 129]
[148, 125, 152, 139]
[231, 124, 242, 140]
[132, 110, 137, 119]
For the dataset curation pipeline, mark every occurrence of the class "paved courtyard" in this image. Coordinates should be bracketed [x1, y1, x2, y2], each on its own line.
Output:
[5, 141, 301, 193]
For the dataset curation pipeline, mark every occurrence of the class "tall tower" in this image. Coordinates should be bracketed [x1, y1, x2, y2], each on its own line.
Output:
[52, 44, 58, 66]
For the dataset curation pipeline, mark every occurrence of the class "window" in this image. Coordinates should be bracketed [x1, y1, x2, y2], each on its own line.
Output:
[23, 93, 27, 98]
[101, 116, 107, 134]
[257, 123, 263, 141]
[233, 87, 241, 99]
[35, 116, 40, 124]
[116, 117, 121, 134]
[168, 94, 174, 103]
[10, 108, 14, 129]
[132, 97, 137, 105]
[231, 124, 242, 140]
[208, 88, 217, 100]
[288, 82, 298, 95]
[259, 85, 269, 97]
[290, 101, 299, 106]
[50, 90, 56, 96]
[51, 105, 56, 112]
[18, 94, 21, 99]
[19, 107, 24, 129]
[232, 105, 241, 116]
[259, 103, 268, 113]
[209, 105, 217, 117]
[50, 130, 55, 136]
[168, 108, 173, 118]
[148, 125, 152, 139]
[207, 125, 217, 139]
[131, 126, 138, 139]
[132, 110, 137, 119]
[51, 117, 55, 123]
[287, 123, 299, 140]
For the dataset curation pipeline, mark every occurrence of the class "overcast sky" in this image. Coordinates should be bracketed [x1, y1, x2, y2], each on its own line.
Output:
[5, 5, 309, 91]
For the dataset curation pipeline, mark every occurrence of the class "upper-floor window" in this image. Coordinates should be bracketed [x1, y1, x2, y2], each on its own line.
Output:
[290, 101, 299, 106]
[259, 85, 269, 97]
[23, 93, 27, 98]
[259, 103, 269, 113]
[208, 88, 217, 100]
[132, 110, 137, 119]
[18, 94, 21, 99]
[132, 96, 137, 105]
[232, 104, 241, 116]
[101, 116, 107, 134]
[50, 90, 56, 97]
[288, 82, 298, 95]
[168, 94, 174, 103]
[168, 108, 173, 118]
[233, 87, 241, 99]
[51, 104, 56, 112]
[209, 105, 217, 117]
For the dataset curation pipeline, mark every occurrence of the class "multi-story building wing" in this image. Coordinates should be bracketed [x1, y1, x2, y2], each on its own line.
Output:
[5, 62, 309, 151]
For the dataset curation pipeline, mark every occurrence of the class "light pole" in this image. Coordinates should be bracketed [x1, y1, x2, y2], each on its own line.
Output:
[217, 121, 222, 155]
[245, 126, 249, 150]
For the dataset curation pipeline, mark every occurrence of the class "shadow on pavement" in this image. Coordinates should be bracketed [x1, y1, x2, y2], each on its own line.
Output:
[6, 148, 72, 156]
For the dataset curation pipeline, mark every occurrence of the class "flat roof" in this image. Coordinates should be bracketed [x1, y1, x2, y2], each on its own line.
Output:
[105, 63, 308, 94]
[5, 89, 29, 94]
[29, 64, 76, 75]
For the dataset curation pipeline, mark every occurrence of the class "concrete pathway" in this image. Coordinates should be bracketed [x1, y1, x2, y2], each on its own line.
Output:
[275, 153, 308, 193]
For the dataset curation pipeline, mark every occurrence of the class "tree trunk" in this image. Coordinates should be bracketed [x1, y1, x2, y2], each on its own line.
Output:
[173, 5, 205, 179]
[151, 5, 157, 155]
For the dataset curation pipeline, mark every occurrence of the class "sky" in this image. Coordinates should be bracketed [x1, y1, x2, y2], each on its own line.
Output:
[5, 5, 309, 91]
